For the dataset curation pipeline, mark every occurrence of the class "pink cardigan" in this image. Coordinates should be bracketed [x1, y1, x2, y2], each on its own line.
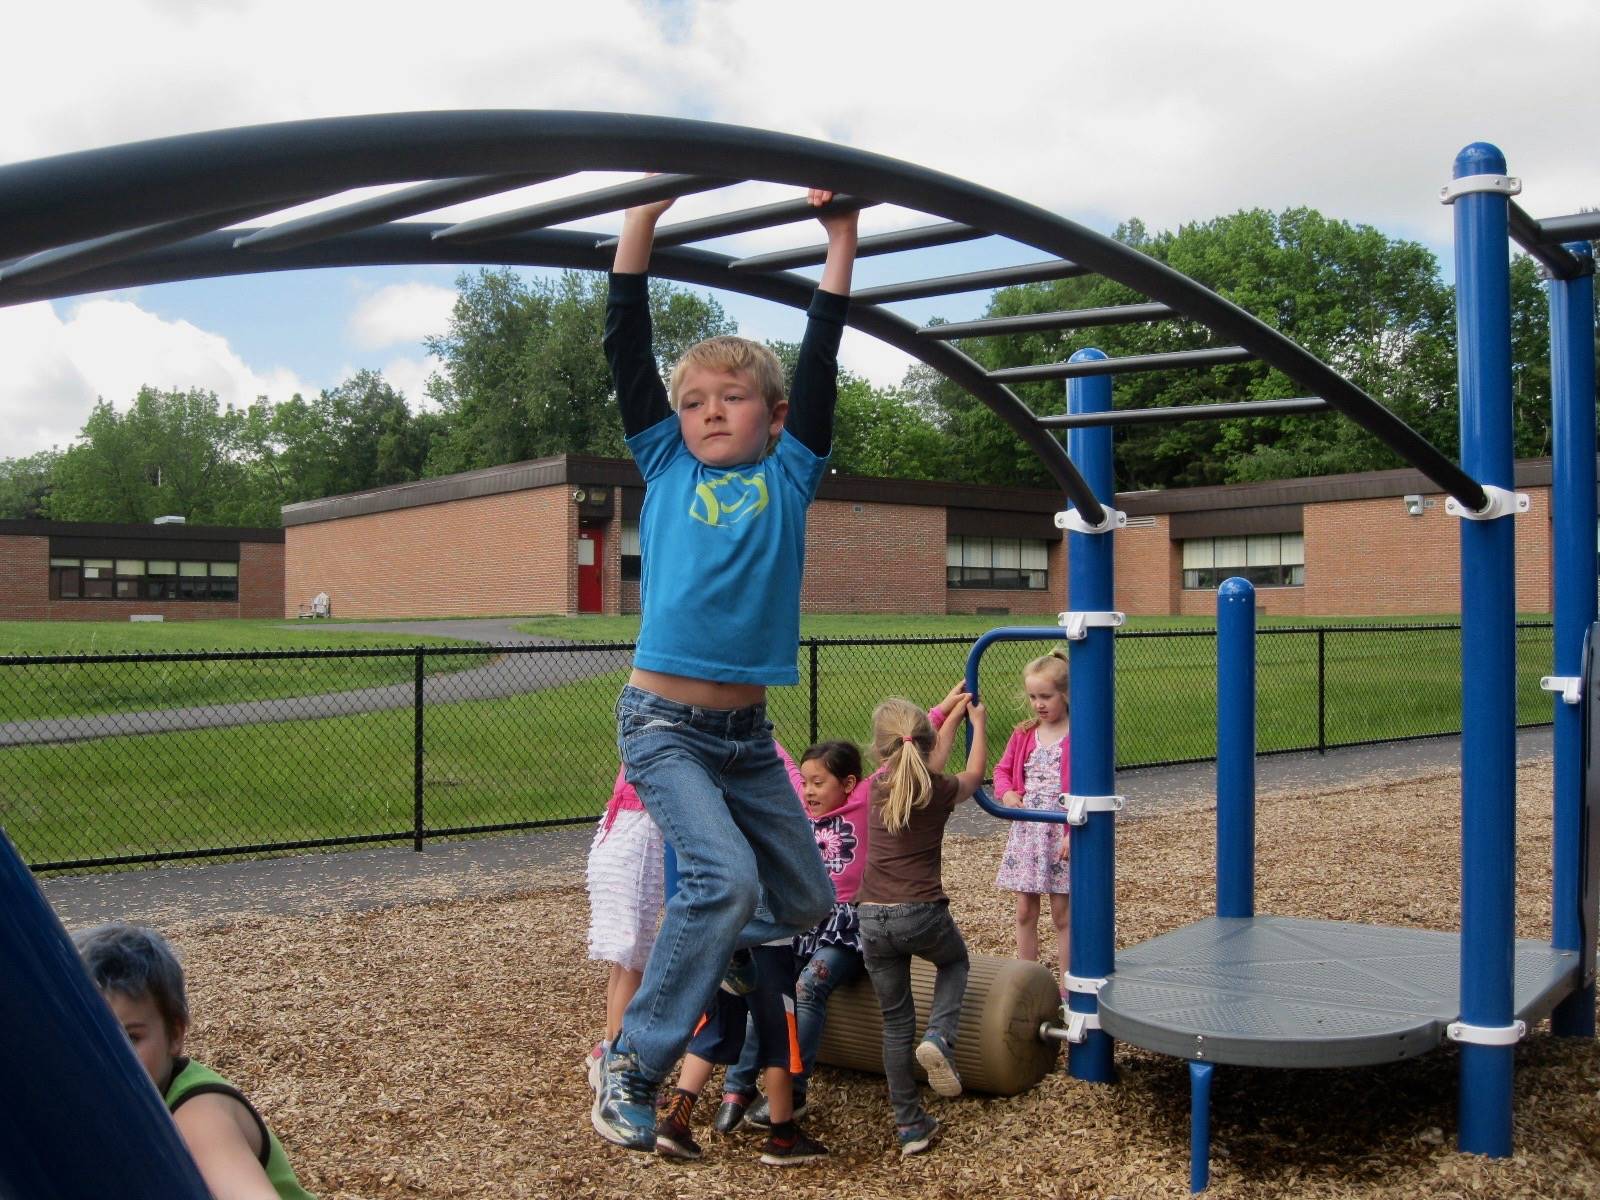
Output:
[993, 725, 1071, 801]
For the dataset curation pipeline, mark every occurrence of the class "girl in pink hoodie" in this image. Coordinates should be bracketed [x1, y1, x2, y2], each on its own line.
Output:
[993, 650, 1072, 989]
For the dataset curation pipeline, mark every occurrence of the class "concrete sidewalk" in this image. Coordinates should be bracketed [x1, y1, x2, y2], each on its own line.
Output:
[39, 727, 1551, 932]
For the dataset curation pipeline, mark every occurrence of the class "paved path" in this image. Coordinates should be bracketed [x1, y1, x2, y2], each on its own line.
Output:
[40, 727, 1552, 932]
[0, 619, 630, 747]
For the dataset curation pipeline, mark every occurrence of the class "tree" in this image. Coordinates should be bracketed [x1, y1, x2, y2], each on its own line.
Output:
[905, 209, 1568, 492]
[423, 269, 734, 474]
[0, 450, 60, 519]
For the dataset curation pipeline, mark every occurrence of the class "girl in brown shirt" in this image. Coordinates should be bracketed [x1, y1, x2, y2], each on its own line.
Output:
[855, 694, 987, 1156]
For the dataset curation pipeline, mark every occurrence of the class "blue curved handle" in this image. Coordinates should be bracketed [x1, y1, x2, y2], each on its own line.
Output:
[963, 626, 1071, 825]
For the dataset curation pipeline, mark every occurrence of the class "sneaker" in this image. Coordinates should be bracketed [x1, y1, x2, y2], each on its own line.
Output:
[585, 1041, 606, 1091]
[743, 1093, 807, 1129]
[654, 1089, 702, 1161]
[713, 1091, 753, 1135]
[591, 1048, 657, 1152]
[897, 1116, 941, 1158]
[916, 1033, 962, 1098]
[721, 948, 758, 995]
[759, 1126, 829, 1166]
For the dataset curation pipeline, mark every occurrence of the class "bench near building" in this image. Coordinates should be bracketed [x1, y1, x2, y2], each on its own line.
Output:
[280, 454, 1567, 622]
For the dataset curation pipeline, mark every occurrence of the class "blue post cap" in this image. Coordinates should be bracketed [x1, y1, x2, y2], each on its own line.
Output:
[1454, 142, 1507, 179]
[1218, 576, 1256, 603]
[1068, 346, 1108, 364]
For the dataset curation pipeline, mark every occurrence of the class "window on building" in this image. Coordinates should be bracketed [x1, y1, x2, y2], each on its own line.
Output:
[621, 521, 641, 582]
[1182, 533, 1304, 589]
[946, 536, 1049, 590]
[47, 557, 241, 602]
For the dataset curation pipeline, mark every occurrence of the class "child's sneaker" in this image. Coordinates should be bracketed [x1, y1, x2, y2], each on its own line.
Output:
[712, 1091, 753, 1135]
[721, 948, 758, 995]
[759, 1125, 829, 1166]
[654, 1089, 702, 1161]
[742, 1093, 808, 1128]
[897, 1115, 941, 1157]
[585, 1041, 606, 1091]
[590, 1047, 657, 1152]
[916, 1032, 962, 1097]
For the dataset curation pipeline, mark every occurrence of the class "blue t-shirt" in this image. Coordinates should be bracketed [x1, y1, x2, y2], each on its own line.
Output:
[627, 419, 828, 684]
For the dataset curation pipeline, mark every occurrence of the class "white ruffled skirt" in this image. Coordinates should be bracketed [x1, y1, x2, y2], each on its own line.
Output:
[585, 808, 666, 971]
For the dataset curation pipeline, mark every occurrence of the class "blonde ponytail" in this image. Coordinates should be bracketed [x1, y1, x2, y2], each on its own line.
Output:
[870, 698, 936, 833]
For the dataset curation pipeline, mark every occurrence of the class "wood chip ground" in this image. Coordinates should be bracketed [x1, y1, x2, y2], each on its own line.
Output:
[163, 760, 1599, 1199]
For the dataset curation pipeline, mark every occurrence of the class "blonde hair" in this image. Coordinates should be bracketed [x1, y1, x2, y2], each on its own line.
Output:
[1018, 649, 1070, 732]
[870, 698, 936, 834]
[668, 336, 786, 413]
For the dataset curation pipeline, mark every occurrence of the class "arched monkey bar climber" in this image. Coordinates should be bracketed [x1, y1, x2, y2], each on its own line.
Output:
[0, 113, 1593, 1195]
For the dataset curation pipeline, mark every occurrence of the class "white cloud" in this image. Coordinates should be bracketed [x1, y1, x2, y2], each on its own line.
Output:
[0, 299, 311, 456]
[376, 354, 446, 409]
[347, 283, 458, 351]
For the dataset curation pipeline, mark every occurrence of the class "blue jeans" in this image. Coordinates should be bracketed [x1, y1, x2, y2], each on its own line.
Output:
[860, 901, 969, 1127]
[725, 942, 864, 1098]
[614, 686, 834, 1082]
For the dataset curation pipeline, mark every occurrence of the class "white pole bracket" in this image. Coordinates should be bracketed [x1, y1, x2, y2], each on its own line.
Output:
[1445, 485, 1529, 521]
[1439, 174, 1521, 204]
[1058, 610, 1125, 640]
[1062, 973, 1109, 996]
[1541, 675, 1583, 706]
[1055, 506, 1127, 535]
[1446, 1019, 1526, 1047]
[1062, 792, 1124, 826]
[1063, 1009, 1102, 1044]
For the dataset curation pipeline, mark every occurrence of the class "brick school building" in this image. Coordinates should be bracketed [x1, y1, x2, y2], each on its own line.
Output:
[278, 455, 1574, 622]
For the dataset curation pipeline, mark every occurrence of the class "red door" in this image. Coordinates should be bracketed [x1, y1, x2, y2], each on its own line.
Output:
[577, 529, 603, 613]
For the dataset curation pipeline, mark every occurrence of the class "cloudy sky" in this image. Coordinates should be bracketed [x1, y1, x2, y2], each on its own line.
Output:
[2, 0, 1595, 457]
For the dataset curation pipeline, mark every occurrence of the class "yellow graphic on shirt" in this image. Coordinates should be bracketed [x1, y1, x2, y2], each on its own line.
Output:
[691, 470, 769, 527]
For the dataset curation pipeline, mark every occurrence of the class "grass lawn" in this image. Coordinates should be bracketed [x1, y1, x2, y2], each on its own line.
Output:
[6, 619, 1557, 870]
[0, 620, 483, 722]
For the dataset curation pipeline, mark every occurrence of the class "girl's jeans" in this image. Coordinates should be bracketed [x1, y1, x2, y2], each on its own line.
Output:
[725, 942, 864, 1098]
[859, 900, 970, 1127]
[614, 686, 834, 1083]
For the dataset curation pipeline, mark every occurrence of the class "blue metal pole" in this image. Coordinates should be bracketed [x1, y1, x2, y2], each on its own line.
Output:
[1189, 1061, 1214, 1193]
[1451, 141, 1518, 1157]
[1066, 348, 1116, 1083]
[1216, 578, 1256, 918]
[1547, 240, 1598, 1037]
[0, 832, 211, 1199]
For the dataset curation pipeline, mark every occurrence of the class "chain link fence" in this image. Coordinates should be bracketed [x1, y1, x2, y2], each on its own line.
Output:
[0, 622, 1554, 873]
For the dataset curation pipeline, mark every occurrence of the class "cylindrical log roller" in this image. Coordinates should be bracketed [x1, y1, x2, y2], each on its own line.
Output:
[815, 953, 1061, 1096]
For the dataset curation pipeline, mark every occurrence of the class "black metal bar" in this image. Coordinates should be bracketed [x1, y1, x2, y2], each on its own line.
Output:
[1530, 210, 1600, 244]
[1317, 628, 1327, 755]
[1507, 202, 1586, 280]
[413, 649, 425, 853]
[0, 199, 315, 286]
[809, 641, 820, 747]
[234, 173, 559, 253]
[852, 260, 1089, 304]
[990, 345, 1253, 383]
[730, 221, 982, 273]
[0, 109, 1493, 510]
[431, 173, 729, 244]
[596, 194, 876, 249]
[920, 302, 1174, 339]
[1038, 397, 1328, 429]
